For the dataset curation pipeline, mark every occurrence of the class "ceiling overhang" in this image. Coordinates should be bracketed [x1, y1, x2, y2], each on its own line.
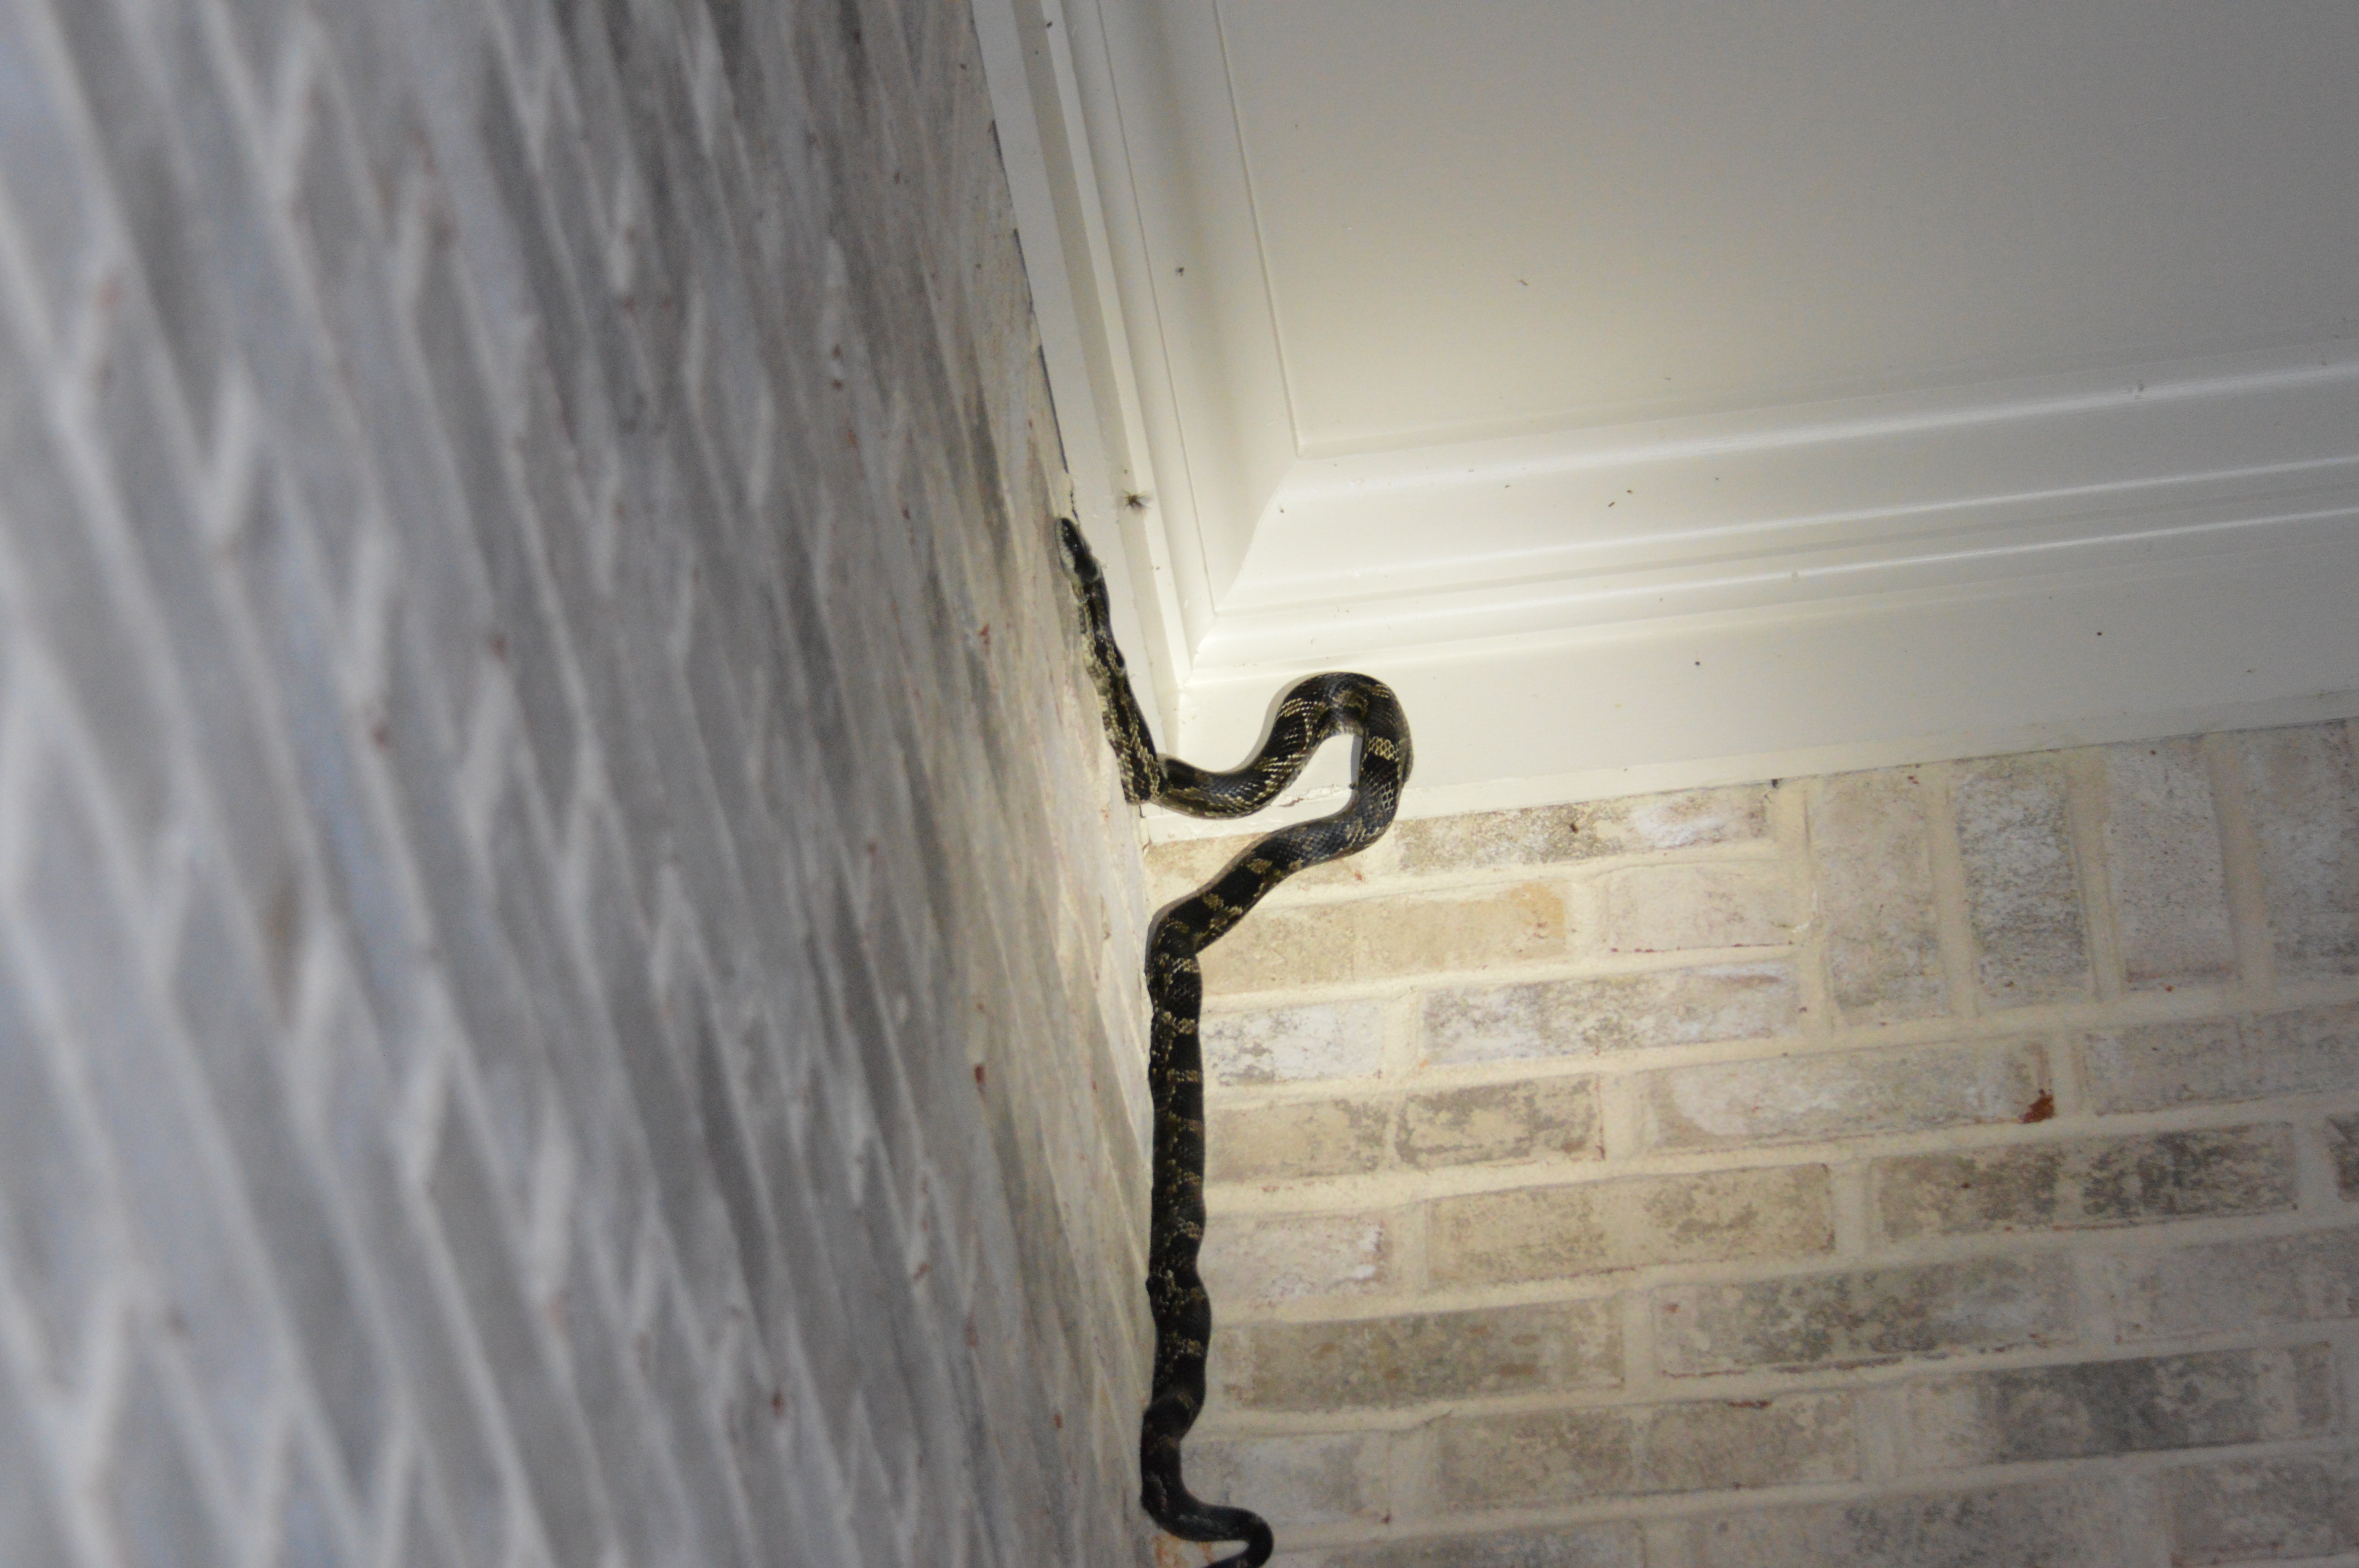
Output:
[971, 0, 2359, 837]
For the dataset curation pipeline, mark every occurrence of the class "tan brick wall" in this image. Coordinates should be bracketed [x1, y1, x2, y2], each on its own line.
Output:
[1146, 721, 2359, 1568]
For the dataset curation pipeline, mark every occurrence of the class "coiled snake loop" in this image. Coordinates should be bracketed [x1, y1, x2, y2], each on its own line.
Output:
[1060, 520, 1412, 1568]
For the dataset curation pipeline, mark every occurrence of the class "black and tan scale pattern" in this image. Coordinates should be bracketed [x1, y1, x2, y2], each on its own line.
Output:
[1060, 521, 1413, 1568]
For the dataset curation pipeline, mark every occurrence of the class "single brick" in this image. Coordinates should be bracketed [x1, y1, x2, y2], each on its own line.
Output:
[1896, 1345, 2332, 1468]
[1421, 963, 1797, 1065]
[1812, 770, 1947, 1022]
[1598, 862, 1797, 953]
[2246, 1004, 2359, 1103]
[1285, 1523, 1644, 1568]
[1204, 1000, 1386, 1085]
[2087, 1004, 2359, 1112]
[1187, 1432, 1388, 1530]
[2239, 724, 2359, 979]
[1638, 1038, 2046, 1152]
[2332, 1115, 2359, 1198]
[1212, 1299, 1620, 1412]
[1581, 786, 1774, 856]
[1393, 804, 1591, 872]
[1429, 1165, 1831, 1287]
[1206, 1098, 1391, 1184]
[1640, 1393, 1858, 1493]
[1695, 1480, 2125, 1568]
[1954, 757, 2092, 1006]
[2114, 1227, 2359, 1340]
[1655, 1255, 2077, 1375]
[1362, 884, 1570, 975]
[1197, 902, 1360, 995]
[1434, 1408, 1633, 1509]
[1395, 1077, 1601, 1170]
[1394, 786, 1770, 873]
[1622, 1165, 1834, 1270]
[1429, 1181, 1611, 1284]
[1874, 1125, 2298, 1241]
[1145, 831, 1383, 907]
[1199, 1211, 1396, 1307]
[2081, 1016, 2239, 1112]
[1199, 884, 1568, 995]
[2167, 1449, 2359, 1564]
[2102, 738, 2236, 989]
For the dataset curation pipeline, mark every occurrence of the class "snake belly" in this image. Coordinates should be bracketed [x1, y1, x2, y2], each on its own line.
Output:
[1060, 520, 1412, 1568]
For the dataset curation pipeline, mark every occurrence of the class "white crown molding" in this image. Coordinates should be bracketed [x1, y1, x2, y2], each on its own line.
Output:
[1206, 340, 2359, 668]
[973, 0, 2359, 826]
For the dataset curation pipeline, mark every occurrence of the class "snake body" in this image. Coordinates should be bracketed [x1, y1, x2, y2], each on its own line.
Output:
[1059, 520, 1412, 1568]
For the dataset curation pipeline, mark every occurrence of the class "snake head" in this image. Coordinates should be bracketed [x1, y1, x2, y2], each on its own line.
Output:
[1056, 516, 1095, 585]
[1057, 517, 1115, 644]
[1058, 516, 1166, 805]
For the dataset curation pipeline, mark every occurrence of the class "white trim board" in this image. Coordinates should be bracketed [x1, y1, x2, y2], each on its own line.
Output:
[1151, 536, 2359, 840]
[1212, 341, 2359, 670]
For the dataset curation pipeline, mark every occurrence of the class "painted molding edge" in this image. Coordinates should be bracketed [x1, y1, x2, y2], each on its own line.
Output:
[1212, 339, 2359, 670]
[967, 0, 1190, 733]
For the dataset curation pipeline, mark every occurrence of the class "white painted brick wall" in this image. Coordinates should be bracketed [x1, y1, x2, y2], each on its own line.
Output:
[1152, 722, 2359, 1568]
[0, 0, 1160, 1565]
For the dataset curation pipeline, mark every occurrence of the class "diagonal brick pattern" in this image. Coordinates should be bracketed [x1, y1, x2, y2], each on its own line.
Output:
[0, 0, 1160, 1563]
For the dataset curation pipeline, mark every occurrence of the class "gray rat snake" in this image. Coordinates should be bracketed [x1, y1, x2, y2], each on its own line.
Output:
[1059, 519, 1412, 1567]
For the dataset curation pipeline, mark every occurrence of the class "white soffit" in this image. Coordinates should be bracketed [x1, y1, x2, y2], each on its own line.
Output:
[970, 0, 2359, 836]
